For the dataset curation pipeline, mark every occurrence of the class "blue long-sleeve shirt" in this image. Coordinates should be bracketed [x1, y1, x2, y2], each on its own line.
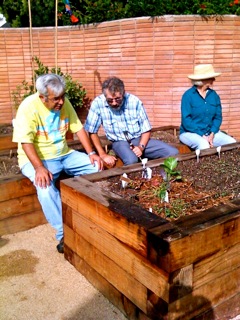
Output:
[180, 86, 222, 136]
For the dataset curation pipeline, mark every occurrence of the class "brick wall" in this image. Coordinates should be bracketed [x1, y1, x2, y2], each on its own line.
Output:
[0, 15, 240, 139]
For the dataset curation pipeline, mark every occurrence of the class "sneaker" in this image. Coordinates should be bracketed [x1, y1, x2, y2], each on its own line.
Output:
[56, 237, 64, 254]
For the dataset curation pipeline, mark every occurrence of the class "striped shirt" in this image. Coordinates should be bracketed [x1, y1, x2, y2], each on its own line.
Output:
[84, 93, 151, 141]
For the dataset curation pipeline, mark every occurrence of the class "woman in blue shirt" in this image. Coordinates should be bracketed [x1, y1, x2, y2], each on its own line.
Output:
[179, 64, 236, 150]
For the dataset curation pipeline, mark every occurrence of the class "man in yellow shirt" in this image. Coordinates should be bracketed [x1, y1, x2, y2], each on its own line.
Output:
[13, 74, 103, 253]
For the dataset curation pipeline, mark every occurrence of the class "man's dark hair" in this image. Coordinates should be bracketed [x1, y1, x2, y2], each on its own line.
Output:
[102, 77, 125, 95]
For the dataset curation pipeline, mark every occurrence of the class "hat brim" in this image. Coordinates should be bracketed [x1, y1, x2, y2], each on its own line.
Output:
[188, 72, 221, 80]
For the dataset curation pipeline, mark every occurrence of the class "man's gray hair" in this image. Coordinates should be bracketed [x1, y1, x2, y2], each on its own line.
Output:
[102, 76, 125, 95]
[36, 74, 65, 97]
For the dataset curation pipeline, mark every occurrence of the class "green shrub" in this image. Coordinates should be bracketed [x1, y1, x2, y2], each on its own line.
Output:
[12, 56, 87, 110]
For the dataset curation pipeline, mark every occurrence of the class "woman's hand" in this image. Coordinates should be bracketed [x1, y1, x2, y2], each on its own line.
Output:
[203, 133, 214, 148]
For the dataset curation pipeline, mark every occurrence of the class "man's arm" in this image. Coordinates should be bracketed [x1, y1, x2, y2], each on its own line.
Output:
[89, 133, 117, 168]
[75, 128, 103, 170]
[22, 143, 53, 188]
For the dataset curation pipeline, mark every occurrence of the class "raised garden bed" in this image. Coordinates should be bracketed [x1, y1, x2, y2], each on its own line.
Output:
[61, 143, 240, 320]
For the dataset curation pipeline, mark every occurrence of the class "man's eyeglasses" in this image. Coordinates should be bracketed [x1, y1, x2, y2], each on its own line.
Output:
[47, 94, 65, 103]
[106, 97, 123, 104]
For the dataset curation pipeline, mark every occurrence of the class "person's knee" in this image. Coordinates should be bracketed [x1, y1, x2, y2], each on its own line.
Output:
[166, 146, 179, 156]
[122, 154, 138, 166]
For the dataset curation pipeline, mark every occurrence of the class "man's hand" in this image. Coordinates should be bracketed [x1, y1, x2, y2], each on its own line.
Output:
[35, 165, 53, 188]
[89, 153, 104, 171]
[100, 154, 117, 168]
[132, 145, 144, 158]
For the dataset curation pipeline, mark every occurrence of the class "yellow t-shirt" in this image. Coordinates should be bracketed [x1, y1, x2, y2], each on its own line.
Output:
[12, 93, 83, 168]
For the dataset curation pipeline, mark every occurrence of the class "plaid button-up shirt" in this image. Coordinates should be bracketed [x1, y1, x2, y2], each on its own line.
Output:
[84, 93, 151, 142]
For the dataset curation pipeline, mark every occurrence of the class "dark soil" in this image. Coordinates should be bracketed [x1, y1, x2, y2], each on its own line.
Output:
[0, 124, 20, 177]
[96, 148, 240, 220]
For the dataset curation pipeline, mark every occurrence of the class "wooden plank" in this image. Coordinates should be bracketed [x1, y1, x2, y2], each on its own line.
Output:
[169, 265, 193, 302]
[64, 245, 151, 320]
[149, 204, 240, 272]
[208, 292, 240, 320]
[0, 194, 41, 220]
[0, 175, 36, 202]
[64, 207, 170, 301]
[0, 210, 46, 235]
[61, 178, 171, 257]
[193, 241, 240, 289]
[0, 134, 17, 151]
[168, 266, 240, 320]
[152, 213, 240, 273]
[64, 224, 148, 314]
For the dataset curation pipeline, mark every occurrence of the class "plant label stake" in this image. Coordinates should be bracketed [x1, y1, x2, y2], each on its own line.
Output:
[120, 173, 129, 189]
[196, 149, 200, 163]
[216, 146, 221, 159]
[141, 158, 152, 179]
[164, 190, 169, 203]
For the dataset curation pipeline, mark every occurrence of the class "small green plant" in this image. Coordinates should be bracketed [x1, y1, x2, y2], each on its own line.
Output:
[160, 157, 182, 183]
[156, 157, 182, 201]
[12, 56, 87, 110]
[154, 157, 183, 218]
[153, 198, 187, 219]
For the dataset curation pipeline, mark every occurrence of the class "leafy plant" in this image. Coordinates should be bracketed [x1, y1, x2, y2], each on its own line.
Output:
[153, 198, 187, 219]
[153, 157, 183, 218]
[160, 157, 182, 183]
[11, 56, 87, 110]
[1, 0, 239, 28]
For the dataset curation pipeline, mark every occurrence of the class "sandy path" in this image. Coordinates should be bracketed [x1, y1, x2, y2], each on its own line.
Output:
[0, 223, 127, 320]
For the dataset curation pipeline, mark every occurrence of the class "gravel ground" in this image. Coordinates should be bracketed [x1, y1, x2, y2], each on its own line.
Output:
[1, 224, 240, 320]
[0, 224, 127, 320]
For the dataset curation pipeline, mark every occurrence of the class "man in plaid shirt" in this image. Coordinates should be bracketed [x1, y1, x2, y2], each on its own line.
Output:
[85, 76, 178, 166]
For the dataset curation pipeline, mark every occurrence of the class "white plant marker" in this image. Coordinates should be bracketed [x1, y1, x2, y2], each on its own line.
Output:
[164, 190, 169, 203]
[121, 173, 128, 189]
[145, 167, 152, 179]
[141, 158, 150, 178]
[196, 149, 200, 163]
[149, 207, 152, 213]
[216, 146, 221, 159]
[141, 158, 148, 168]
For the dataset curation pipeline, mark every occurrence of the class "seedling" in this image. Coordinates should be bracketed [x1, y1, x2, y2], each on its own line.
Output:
[157, 157, 182, 216]
[159, 157, 182, 183]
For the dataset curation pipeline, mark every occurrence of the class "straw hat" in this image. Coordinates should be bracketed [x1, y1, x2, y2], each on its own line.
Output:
[188, 64, 221, 80]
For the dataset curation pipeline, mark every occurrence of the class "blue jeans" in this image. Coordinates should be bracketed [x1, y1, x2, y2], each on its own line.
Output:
[112, 137, 179, 165]
[21, 151, 99, 241]
[179, 131, 236, 150]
